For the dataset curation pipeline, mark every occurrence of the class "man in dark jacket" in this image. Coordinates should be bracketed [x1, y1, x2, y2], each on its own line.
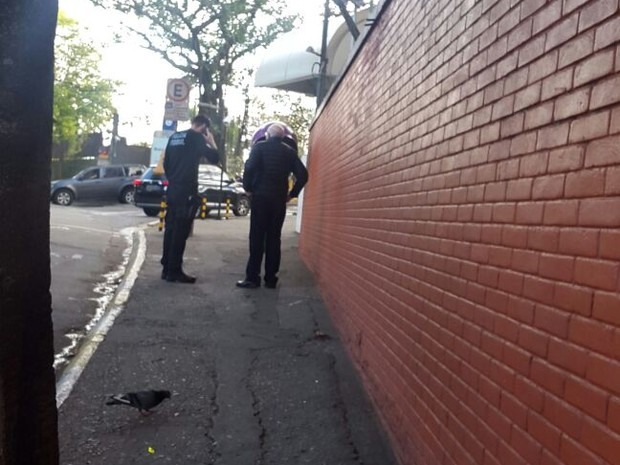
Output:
[162, 115, 219, 283]
[237, 123, 308, 289]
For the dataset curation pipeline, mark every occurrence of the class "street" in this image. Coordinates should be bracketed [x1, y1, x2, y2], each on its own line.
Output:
[51, 203, 152, 375]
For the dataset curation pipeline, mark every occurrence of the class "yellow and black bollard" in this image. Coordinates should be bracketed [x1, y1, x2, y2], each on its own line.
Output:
[158, 196, 167, 232]
[200, 196, 207, 219]
[225, 198, 231, 220]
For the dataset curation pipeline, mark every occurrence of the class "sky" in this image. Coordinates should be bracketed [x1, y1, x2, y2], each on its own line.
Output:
[58, 0, 327, 145]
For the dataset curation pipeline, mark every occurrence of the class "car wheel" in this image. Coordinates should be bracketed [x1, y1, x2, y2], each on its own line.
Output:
[233, 197, 250, 216]
[143, 207, 160, 217]
[53, 188, 74, 206]
[120, 186, 135, 204]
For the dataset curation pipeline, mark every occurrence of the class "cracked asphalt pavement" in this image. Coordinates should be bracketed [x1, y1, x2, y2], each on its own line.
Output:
[58, 215, 396, 465]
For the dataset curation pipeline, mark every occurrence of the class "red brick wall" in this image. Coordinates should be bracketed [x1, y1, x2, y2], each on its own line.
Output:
[299, 1, 620, 464]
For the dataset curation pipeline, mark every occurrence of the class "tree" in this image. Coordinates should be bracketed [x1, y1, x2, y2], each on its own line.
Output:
[54, 12, 116, 158]
[0, 0, 59, 463]
[89, 0, 298, 166]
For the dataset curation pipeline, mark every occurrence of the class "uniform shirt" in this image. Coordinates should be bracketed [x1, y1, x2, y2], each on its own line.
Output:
[164, 129, 219, 204]
[243, 137, 308, 200]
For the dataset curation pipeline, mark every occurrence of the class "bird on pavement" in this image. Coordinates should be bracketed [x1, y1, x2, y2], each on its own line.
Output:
[106, 390, 171, 415]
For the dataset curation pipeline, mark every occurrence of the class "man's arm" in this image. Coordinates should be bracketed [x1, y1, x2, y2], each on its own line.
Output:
[243, 145, 261, 193]
[288, 156, 308, 198]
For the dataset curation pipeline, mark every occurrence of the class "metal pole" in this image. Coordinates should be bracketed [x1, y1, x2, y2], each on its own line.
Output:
[217, 165, 224, 219]
[317, 0, 330, 107]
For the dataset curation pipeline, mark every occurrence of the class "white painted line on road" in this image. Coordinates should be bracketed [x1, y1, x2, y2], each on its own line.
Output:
[52, 224, 112, 235]
[71, 254, 83, 260]
[55, 226, 147, 408]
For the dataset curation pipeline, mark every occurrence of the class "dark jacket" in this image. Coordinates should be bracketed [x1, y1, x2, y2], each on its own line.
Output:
[164, 129, 219, 204]
[243, 137, 308, 200]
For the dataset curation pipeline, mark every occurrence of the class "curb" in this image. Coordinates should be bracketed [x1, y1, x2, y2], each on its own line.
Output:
[56, 225, 148, 408]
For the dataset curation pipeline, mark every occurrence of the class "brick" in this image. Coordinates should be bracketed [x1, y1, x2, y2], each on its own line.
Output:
[499, 6, 521, 37]
[565, 168, 607, 197]
[515, 202, 544, 224]
[585, 134, 620, 167]
[518, 34, 546, 66]
[553, 282, 594, 314]
[545, 14, 579, 52]
[611, 398, 620, 434]
[581, 416, 620, 465]
[523, 275, 556, 304]
[534, 360, 566, 399]
[548, 145, 585, 173]
[485, 79, 505, 104]
[501, 112, 525, 137]
[506, 178, 533, 200]
[515, 82, 541, 111]
[599, 230, 620, 259]
[520, 151, 549, 176]
[528, 411, 562, 455]
[560, 433, 607, 465]
[579, 197, 620, 226]
[543, 199, 580, 225]
[590, 75, 620, 110]
[593, 292, 620, 324]
[558, 228, 599, 257]
[502, 225, 528, 248]
[497, 158, 520, 180]
[508, 17, 533, 51]
[538, 253, 575, 281]
[564, 0, 590, 14]
[525, 102, 554, 130]
[569, 110, 610, 143]
[574, 49, 615, 86]
[507, 67, 530, 93]
[529, 51, 559, 85]
[594, 16, 620, 50]
[509, 423, 542, 464]
[605, 166, 620, 194]
[572, 313, 615, 355]
[611, 106, 620, 133]
[510, 131, 537, 155]
[492, 203, 516, 223]
[578, 0, 618, 33]
[485, 181, 507, 201]
[548, 336, 589, 375]
[533, 0, 562, 35]
[574, 257, 620, 291]
[532, 174, 565, 199]
[541, 68, 573, 100]
[491, 95, 515, 120]
[537, 122, 569, 149]
[587, 352, 620, 396]
[559, 31, 595, 68]
[554, 87, 591, 121]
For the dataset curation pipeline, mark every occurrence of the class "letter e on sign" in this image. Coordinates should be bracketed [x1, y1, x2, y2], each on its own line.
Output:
[166, 79, 190, 102]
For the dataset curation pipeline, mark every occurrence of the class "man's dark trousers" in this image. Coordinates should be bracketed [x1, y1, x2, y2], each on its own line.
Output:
[162, 199, 198, 276]
[245, 195, 287, 285]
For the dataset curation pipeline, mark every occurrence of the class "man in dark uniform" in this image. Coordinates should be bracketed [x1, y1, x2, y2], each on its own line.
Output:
[162, 115, 219, 283]
[236, 123, 308, 289]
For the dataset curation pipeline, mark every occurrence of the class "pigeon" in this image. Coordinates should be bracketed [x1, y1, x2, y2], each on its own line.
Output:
[106, 390, 171, 415]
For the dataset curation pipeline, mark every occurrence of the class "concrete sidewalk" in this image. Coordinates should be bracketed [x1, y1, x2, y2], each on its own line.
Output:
[58, 214, 396, 465]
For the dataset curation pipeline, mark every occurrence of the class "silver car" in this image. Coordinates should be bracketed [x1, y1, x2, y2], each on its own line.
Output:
[51, 164, 146, 206]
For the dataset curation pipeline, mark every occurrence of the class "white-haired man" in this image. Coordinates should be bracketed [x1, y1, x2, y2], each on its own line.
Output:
[237, 123, 308, 289]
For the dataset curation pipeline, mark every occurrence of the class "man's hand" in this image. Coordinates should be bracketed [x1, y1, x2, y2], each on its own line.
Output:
[203, 129, 217, 149]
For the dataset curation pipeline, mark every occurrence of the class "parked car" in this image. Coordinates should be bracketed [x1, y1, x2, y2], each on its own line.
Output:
[133, 164, 251, 217]
[51, 164, 146, 206]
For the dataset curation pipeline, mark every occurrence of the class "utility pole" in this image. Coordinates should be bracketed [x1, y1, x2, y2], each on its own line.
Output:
[111, 111, 119, 162]
[316, 0, 330, 107]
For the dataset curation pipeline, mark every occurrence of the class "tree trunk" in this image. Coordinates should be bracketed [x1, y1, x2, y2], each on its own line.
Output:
[0, 0, 59, 464]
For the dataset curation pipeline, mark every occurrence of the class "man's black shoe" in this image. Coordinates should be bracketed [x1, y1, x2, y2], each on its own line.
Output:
[166, 273, 197, 284]
[236, 280, 260, 289]
[264, 280, 277, 289]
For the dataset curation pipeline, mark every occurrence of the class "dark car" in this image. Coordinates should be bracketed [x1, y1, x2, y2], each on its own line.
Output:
[133, 164, 250, 217]
[51, 164, 146, 206]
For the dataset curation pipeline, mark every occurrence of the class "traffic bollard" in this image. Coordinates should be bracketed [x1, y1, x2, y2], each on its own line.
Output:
[158, 196, 167, 232]
[200, 196, 207, 219]
[225, 198, 231, 220]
